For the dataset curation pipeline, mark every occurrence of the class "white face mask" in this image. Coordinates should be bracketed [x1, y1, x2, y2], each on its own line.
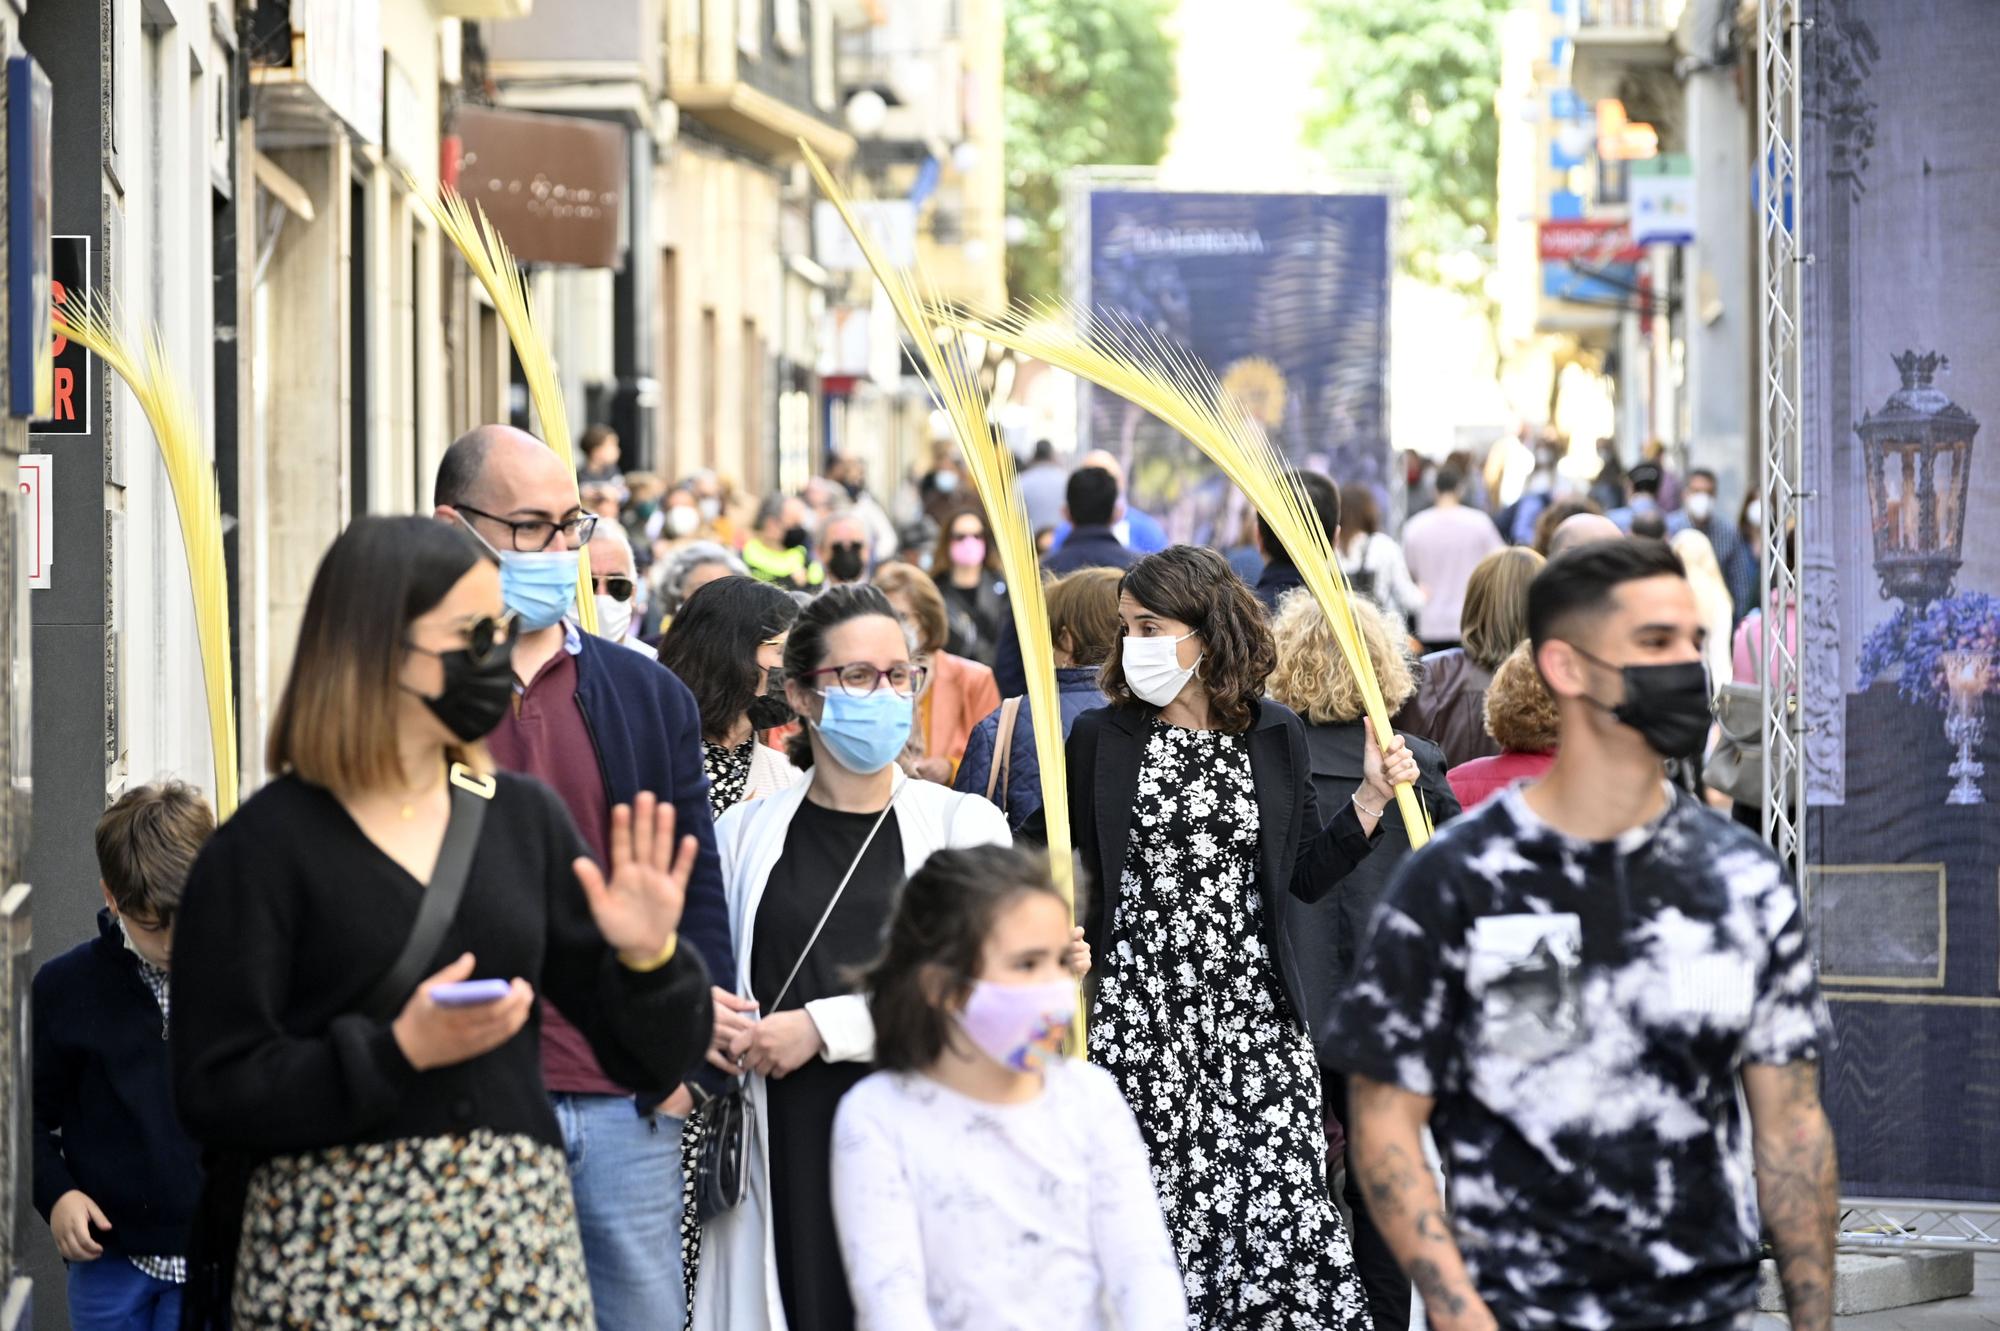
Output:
[666, 506, 700, 538]
[1684, 492, 1715, 523]
[697, 496, 722, 522]
[1744, 500, 1762, 529]
[594, 593, 634, 643]
[1121, 631, 1200, 708]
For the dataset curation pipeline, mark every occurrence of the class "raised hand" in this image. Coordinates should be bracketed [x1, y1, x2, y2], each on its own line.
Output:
[574, 792, 698, 967]
[1362, 717, 1420, 811]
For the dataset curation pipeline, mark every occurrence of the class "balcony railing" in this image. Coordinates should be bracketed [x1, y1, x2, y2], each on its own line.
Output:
[1578, 0, 1679, 29]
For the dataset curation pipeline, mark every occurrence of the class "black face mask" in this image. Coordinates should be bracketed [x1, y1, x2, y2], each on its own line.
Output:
[827, 543, 866, 582]
[746, 671, 796, 730]
[410, 640, 516, 743]
[1568, 644, 1712, 760]
[781, 524, 811, 551]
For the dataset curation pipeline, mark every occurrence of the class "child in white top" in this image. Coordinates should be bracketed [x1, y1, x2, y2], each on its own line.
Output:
[830, 844, 1187, 1331]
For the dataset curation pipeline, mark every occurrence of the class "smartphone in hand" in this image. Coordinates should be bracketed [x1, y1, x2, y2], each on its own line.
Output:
[430, 978, 513, 1007]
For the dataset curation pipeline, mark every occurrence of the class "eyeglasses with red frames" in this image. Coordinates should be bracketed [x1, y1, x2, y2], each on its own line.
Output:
[801, 662, 928, 698]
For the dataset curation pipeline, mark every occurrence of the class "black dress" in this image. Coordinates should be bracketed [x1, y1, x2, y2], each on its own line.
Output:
[751, 799, 905, 1331]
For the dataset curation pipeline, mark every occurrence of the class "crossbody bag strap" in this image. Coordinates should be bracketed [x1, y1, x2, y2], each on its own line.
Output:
[362, 763, 495, 1022]
[987, 696, 1023, 803]
[762, 777, 902, 1015]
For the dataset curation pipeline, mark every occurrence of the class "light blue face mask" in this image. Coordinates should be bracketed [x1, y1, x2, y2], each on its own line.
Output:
[500, 549, 580, 631]
[813, 687, 913, 775]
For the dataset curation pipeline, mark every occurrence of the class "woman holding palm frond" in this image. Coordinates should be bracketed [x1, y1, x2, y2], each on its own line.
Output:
[1067, 546, 1418, 1330]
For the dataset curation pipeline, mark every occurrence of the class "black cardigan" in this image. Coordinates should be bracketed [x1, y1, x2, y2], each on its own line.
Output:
[170, 772, 712, 1158]
[32, 910, 203, 1257]
[1281, 721, 1459, 1068]
[1066, 699, 1381, 1037]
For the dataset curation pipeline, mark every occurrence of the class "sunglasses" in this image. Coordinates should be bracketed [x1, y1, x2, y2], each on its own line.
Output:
[593, 575, 637, 603]
[405, 612, 518, 668]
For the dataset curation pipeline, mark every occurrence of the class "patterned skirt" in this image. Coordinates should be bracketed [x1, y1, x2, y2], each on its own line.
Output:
[233, 1130, 593, 1330]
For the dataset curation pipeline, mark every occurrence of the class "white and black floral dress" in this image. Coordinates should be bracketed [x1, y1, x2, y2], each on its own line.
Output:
[1090, 721, 1371, 1331]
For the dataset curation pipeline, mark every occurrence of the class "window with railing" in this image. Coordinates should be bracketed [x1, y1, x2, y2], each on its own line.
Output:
[1579, 0, 1670, 27]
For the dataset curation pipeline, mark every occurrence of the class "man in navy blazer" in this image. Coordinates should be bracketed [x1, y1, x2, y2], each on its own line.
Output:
[436, 425, 730, 1331]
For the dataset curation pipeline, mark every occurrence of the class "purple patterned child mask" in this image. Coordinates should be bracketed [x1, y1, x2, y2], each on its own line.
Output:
[954, 977, 1075, 1073]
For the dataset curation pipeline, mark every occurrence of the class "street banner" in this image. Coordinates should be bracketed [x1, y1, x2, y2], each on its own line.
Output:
[1798, 0, 2000, 1204]
[1072, 185, 1391, 544]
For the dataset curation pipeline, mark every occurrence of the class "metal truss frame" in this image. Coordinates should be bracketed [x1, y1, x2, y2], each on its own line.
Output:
[1760, 0, 2000, 1254]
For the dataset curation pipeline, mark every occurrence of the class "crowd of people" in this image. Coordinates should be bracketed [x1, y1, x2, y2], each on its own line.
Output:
[31, 420, 1835, 1331]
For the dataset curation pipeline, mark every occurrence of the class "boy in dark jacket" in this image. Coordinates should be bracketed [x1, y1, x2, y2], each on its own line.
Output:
[34, 781, 212, 1330]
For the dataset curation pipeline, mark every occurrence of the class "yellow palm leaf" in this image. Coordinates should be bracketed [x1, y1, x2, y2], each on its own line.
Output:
[55, 297, 238, 817]
[799, 143, 1080, 923]
[420, 187, 599, 634]
[941, 301, 1432, 846]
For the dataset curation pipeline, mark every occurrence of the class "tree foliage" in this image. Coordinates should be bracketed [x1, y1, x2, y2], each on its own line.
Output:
[1301, 0, 1512, 287]
[1004, 0, 1178, 305]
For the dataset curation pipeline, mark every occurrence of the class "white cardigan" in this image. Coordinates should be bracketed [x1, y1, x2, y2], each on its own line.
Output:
[692, 771, 1011, 1331]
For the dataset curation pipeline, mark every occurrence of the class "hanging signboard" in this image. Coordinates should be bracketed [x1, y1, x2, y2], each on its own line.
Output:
[30, 236, 89, 436]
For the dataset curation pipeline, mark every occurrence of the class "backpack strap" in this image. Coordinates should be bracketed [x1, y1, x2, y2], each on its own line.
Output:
[361, 764, 494, 1022]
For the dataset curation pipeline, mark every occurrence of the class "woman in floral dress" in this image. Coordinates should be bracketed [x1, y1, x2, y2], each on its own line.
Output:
[1066, 546, 1419, 1330]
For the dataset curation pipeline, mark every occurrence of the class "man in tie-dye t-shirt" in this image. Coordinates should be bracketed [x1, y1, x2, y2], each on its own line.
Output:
[1331, 539, 1836, 1331]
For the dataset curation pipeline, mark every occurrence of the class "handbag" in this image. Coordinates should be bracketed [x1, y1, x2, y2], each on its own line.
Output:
[1702, 683, 1764, 806]
[693, 781, 902, 1222]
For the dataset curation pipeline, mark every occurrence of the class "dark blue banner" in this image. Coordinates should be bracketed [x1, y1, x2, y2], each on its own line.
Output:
[1080, 189, 1391, 545]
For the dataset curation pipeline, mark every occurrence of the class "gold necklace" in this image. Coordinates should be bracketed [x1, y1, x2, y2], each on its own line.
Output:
[398, 764, 446, 820]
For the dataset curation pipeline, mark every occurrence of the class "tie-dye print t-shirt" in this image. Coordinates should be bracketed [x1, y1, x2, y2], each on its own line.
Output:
[1330, 782, 1825, 1330]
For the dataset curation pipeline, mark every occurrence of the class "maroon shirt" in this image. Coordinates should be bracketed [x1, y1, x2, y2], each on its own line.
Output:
[485, 640, 625, 1097]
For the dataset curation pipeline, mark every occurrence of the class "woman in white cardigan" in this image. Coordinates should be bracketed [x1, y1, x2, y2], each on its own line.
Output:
[693, 585, 1010, 1331]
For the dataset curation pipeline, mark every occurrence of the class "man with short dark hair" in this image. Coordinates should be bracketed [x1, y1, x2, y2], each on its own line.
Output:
[1332, 540, 1837, 1331]
[1043, 466, 1134, 576]
[1253, 469, 1341, 612]
[1607, 461, 1666, 534]
[1401, 466, 1504, 652]
[1675, 467, 1756, 621]
[994, 466, 1138, 696]
[1048, 449, 1169, 554]
[434, 424, 735, 1331]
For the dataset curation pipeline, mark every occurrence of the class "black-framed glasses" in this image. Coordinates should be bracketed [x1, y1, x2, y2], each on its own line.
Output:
[406, 612, 518, 668]
[803, 662, 928, 698]
[457, 503, 599, 553]
[593, 574, 636, 603]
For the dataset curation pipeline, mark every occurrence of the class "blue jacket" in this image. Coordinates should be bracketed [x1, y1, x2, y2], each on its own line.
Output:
[952, 667, 1109, 830]
[34, 910, 203, 1258]
[572, 631, 732, 1096]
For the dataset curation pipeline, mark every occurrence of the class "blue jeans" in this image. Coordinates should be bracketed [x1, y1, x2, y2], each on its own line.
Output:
[67, 1254, 182, 1331]
[553, 1092, 687, 1331]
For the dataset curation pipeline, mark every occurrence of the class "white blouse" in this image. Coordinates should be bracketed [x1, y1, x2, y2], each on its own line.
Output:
[830, 1060, 1188, 1331]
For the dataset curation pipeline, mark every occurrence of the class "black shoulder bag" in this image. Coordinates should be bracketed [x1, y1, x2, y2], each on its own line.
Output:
[181, 764, 495, 1330]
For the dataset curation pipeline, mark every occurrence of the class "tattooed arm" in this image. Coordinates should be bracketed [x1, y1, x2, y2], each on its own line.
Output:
[1743, 1061, 1838, 1331]
[1348, 1075, 1496, 1331]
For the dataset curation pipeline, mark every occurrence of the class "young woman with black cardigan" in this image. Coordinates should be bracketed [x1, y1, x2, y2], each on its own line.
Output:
[1065, 545, 1420, 1331]
[170, 516, 713, 1329]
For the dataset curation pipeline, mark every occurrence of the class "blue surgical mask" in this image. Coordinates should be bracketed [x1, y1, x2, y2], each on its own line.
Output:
[813, 688, 912, 775]
[500, 549, 580, 631]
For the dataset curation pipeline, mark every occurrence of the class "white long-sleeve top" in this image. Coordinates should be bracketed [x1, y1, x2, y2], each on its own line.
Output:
[830, 1061, 1188, 1331]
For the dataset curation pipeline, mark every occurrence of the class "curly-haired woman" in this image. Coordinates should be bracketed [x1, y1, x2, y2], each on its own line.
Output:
[1066, 545, 1419, 1330]
[1448, 640, 1561, 811]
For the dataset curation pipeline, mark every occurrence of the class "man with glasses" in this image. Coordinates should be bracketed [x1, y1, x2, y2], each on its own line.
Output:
[434, 424, 733, 1331]
[588, 523, 655, 657]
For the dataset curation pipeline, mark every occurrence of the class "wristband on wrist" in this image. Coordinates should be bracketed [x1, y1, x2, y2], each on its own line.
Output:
[620, 933, 679, 973]
[1352, 791, 1387, 821]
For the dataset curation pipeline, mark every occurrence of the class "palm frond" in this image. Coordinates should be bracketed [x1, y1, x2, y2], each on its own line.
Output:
[800, 143, 1080, 915]
[420, 186, 599, 634]
[941, 300, 1432, 846]
[56, 296, 239, 817]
